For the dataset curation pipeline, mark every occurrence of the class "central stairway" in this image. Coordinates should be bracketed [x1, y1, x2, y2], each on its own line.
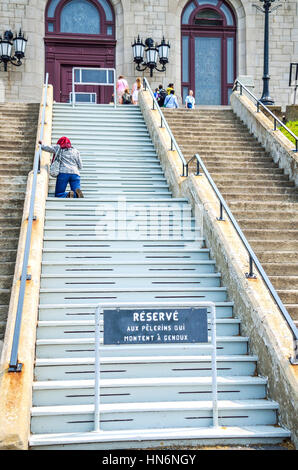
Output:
[29, 103, 290, 449]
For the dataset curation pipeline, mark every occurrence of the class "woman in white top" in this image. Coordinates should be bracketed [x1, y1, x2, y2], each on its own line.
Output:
[132, 77, 143, 105]
[185, 90, 195, 109]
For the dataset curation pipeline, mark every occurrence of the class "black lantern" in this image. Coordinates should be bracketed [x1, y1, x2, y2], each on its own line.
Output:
[157, 37, 170, 66]
[0, 29, 27, 71]
[132, 36, 170, 77]
[132, 35, 145, 66]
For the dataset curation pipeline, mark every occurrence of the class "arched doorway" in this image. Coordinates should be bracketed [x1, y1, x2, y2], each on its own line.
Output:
[181, 0, 237, 105]
[45, 0, 116, 104]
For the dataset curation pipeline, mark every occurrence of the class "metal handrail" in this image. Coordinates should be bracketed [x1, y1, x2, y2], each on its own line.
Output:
[235, 79, 298, 152]
[194, 153, 298, 364]
[8, 74, 49, 372]
[142, 78, 188, 176]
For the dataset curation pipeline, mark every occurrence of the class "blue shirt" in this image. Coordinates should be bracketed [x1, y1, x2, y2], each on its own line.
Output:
[164, 94, 179, 108]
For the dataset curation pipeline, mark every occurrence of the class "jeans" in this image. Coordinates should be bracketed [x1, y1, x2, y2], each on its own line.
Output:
[55, 173, 81, 198]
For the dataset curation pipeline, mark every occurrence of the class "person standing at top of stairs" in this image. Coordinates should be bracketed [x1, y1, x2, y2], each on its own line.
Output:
[39, 136, 84, 199]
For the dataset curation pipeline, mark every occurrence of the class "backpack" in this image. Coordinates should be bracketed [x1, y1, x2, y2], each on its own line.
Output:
[122, 93, 132, 105]
[158, 89, 167, 107]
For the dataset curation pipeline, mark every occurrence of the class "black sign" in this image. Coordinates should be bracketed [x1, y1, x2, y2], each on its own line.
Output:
[103, 308, 208, 345]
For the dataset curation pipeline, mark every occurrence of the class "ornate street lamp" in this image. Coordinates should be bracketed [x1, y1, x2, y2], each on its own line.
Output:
[253, 0, 283, 105]
[0, 29, 28, 72]
[132, 36, 170, 77]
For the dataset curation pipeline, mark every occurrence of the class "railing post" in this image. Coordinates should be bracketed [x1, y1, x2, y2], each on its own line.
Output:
[246, 255, 257, 279]
[217, 202, 225, 221]
[94, 306, 101, 432]
[210, 303, 218, 428]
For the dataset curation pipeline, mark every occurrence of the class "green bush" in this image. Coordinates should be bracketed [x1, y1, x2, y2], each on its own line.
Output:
[278, 121, 298, 146]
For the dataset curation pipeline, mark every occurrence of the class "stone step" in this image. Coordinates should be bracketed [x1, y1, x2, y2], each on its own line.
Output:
[0, 262, 18, 276]
[173, 134, 258, 143]
[191, 166, 285, 176]
[256, 251, 298, 263]
[243, 229, 298, 241]
[276, 290, 298, 305]
[0, 151, 34, 159]
[228, 201, 297, 211]
[0, 237, 20, 250]
[217, 180, 295, 190]
[213, 174, 294, 184]
[222, 193, 297, 202]
[260, 263, 298, 276]
[0, 289, 12, 305]
[284, 305, 298, 321]
[269, 276, 298, 290]
[0, 169, 31, 176]
[0, 249, 17, 262]
[0, 200, 25, 210]
[204, 160, 279, 169]
[0, 274, 13, 289]
[218, 186, 297, 196]
[237, 218, 298, 230]
[232, 211, 297, 223]
[181, 148, 267, 157]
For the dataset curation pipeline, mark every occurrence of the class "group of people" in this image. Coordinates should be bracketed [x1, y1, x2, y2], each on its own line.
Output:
[154, 83, 195, 110]
[116, 75, 195, 110]
[116, 75, 143, 105]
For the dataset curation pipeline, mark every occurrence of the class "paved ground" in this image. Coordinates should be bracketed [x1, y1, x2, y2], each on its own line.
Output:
[143, 439, 295, 451]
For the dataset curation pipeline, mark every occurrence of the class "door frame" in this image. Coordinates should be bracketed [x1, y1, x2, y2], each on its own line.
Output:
[45, 36, 116, 103]
[181, 2, 237, 105]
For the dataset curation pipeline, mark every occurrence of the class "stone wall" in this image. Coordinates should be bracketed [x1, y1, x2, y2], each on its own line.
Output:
[0, 0, 297, 107]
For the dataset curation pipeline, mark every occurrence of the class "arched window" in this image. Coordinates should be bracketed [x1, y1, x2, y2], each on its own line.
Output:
[181, 0, 236, 105]
[45, 0, 115, 37]
[61, 0, 100, 34]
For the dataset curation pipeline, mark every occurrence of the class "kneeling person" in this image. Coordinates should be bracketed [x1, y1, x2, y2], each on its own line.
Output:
[40, 136, 83, 198]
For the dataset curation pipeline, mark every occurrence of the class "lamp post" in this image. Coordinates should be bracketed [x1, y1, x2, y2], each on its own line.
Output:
[132, 36, 170, 77]
[0, 29, 28, 72]
[254, 0, 282, 105]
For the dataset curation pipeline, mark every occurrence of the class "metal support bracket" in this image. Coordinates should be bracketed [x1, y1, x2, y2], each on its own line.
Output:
[8, 362, 23, 373]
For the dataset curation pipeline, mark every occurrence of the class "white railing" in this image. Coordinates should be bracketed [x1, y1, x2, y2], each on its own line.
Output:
[93, 301, 218, 433]
[72, 67, 117, 108]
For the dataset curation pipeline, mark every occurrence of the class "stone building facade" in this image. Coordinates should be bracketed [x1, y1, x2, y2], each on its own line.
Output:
[0, 0, 297, 109]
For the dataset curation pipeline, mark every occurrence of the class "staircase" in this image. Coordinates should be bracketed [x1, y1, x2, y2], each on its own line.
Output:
[163, 107, 298, 330]
[29, 103, 290, 450]
[0, 103, 39, 348]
